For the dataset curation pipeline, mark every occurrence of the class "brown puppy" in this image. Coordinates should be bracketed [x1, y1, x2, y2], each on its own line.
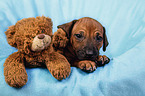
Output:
[53, 17, 110, 72]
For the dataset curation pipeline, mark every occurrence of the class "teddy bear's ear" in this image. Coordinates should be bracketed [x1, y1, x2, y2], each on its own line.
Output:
[45, 16, 53, 26]
[5, 25, 17, 47]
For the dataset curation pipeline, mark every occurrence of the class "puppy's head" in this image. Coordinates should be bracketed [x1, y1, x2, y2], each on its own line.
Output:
[58, 17, 108, 60]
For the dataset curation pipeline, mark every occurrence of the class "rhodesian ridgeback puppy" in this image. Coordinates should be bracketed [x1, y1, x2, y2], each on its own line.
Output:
[53, 17, 110, 72]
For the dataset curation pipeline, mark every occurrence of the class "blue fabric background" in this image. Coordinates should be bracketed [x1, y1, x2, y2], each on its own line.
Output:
[0, 0, 145, 96]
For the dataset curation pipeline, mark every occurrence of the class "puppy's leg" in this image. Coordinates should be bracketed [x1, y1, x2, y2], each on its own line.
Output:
[95, 55, 110, 67]
[4, 52, 28, 88]
[53, 29, 68, 53]
[46, 52, 71, 80]
[73, 60, 97, 72]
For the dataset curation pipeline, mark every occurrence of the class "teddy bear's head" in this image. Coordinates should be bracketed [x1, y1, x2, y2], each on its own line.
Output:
[5, 16, 52, 54]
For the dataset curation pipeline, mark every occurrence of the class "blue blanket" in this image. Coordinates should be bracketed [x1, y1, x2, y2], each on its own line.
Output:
[0, 0, 145, 96]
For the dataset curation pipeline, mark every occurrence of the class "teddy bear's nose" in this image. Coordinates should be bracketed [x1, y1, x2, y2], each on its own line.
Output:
[38, 34, 45, 39]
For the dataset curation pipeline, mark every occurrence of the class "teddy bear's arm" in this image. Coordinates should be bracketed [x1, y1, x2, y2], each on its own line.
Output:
[53, 28, 69, 53]
[4, 52, 28, 88]
[45, 52, 71, 80]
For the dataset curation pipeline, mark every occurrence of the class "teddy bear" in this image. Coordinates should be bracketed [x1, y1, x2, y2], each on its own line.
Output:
[4, 16, 71, 88]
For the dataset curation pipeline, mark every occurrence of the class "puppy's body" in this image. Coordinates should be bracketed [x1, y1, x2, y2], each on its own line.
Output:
[53, 17, 110, 72]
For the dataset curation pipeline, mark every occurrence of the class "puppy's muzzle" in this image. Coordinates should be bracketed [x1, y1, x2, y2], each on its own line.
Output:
[85, 47, 99, 59]
[86, 49, 94, 58]
[77, 47, 99, 60]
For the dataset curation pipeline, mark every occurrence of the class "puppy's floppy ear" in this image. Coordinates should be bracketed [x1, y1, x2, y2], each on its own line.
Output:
[57, 20, 78, 38]
[103, 27, 109, 51]
[5, 25, 17, 48]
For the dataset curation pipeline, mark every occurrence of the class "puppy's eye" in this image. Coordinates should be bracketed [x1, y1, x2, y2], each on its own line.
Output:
[96, 36, 103, 41]
[96, 33, 103, 41]
[75, 34, 82, 38]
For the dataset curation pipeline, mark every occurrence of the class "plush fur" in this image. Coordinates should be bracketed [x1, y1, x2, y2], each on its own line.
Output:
[4, 16, 71, 88]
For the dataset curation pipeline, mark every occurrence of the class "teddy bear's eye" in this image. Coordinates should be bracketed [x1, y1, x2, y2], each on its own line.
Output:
[26, 35, 29, 38]
[41, 30, 45, 33]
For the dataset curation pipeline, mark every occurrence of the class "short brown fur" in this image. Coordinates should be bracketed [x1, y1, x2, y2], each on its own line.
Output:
[53, 17, 110, 72]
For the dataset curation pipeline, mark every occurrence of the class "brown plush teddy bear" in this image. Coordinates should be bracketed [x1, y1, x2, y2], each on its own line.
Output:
[4, 16, 71, 88]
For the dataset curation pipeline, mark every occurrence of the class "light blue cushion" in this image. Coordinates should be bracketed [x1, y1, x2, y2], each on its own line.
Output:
[0, 0, 145, 96]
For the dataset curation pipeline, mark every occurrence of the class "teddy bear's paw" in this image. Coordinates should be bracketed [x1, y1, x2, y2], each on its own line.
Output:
[51, 65, 71, 80]
[53, 29, 68, 48]
[5, 73, 28, 88]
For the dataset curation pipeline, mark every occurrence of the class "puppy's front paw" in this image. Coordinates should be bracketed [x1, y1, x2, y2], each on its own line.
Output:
[78, 60, 96, 72]
[51, 65, 71, 80]
[96, 55, 110, 66]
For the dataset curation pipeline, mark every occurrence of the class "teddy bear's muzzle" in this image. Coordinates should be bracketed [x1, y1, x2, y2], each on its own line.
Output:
[38, 34, 45, 39]
[31, 34, 51, 52]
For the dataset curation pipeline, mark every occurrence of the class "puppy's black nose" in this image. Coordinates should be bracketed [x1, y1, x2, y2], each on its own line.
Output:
[38, 34, 45, 39]
[86, 50, 93, 57]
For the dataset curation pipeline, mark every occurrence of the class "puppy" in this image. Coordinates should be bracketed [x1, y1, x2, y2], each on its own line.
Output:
[53, 17, 110, 72]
